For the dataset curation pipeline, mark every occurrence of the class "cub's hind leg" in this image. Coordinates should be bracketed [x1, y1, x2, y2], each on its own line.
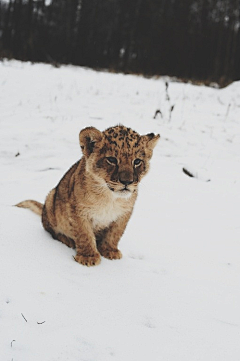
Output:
[44, 222, 76, 249]
[42, 203, 75, 249]
[55, 233, 75, 249]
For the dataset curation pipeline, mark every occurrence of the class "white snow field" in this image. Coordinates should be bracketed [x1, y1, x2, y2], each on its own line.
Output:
[1, 60, 240, 361]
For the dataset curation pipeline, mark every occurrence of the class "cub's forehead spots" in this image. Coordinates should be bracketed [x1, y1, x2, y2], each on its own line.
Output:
[103, 126, 141, 153]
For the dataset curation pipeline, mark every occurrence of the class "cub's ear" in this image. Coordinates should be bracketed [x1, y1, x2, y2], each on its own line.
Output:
[142, 133, 160, 150]
[79, 127, 103, 158]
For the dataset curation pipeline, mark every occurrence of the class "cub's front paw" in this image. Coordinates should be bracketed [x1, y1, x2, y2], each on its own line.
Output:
[74, 253, 101, 266]
[99, 248, 122, 260]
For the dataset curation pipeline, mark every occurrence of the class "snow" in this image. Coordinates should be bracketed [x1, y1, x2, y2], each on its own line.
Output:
[1, 60, 240, 360]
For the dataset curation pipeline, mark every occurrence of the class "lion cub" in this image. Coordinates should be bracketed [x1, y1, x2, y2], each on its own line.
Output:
[16, 125, 160, 266]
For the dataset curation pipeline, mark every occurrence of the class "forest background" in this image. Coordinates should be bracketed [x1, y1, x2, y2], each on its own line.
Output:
[0, 0, 240, 86]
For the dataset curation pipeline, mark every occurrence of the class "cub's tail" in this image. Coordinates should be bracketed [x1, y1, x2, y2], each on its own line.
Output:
[15, 200, 43, 216]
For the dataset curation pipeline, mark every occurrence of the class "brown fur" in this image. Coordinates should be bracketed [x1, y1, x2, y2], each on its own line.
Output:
[16, 125, 160, 266]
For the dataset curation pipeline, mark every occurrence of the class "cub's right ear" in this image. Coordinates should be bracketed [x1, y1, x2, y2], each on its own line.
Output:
[79, 127, 103, 158]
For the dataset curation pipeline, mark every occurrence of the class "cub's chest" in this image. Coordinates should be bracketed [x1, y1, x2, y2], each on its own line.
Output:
[90, 198, 128, 231]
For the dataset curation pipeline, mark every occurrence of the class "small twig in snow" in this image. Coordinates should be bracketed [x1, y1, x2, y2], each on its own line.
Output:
[37, 321, 46, 325]
[153, 109, 162, 119]
[217, 96, 224, 105]
[182, 167, 194, 178]
[182, 167, 211, 182]
[169, 105, 175, 122]
[11, 340, 16, 348]
[165, 82, 170, 101]
[224, 103, 231, 121]
[21, 313, 28, 322]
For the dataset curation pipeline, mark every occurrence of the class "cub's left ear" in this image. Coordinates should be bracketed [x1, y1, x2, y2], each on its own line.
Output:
[79, 127, 103, 158]
[142, 133, 160, 150]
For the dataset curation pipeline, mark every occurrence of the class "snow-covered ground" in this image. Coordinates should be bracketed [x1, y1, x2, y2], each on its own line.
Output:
[1, 60, 240, 361]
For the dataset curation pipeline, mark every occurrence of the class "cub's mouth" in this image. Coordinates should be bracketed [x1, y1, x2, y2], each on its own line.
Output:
[107, 185, 130, 192]
[120, 186, 131, 193]
[107, 184, 133, 198]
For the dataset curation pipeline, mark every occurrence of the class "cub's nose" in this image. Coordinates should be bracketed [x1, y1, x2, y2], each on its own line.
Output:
[119, 171, 133, 186]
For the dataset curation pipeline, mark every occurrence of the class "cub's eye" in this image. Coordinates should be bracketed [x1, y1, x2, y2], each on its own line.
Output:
[134, 158, 142, 167]
[106, 157, 118, 165]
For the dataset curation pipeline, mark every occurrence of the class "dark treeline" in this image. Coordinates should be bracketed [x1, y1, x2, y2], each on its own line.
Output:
[0, 0, 240, 85]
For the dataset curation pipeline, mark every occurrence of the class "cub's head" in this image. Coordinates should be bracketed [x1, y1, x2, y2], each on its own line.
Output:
[79, 125, 160, 198]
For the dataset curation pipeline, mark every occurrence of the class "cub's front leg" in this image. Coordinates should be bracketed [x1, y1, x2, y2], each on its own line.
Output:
[72, 220, 101, 266]
[97, 213, 131, 260]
